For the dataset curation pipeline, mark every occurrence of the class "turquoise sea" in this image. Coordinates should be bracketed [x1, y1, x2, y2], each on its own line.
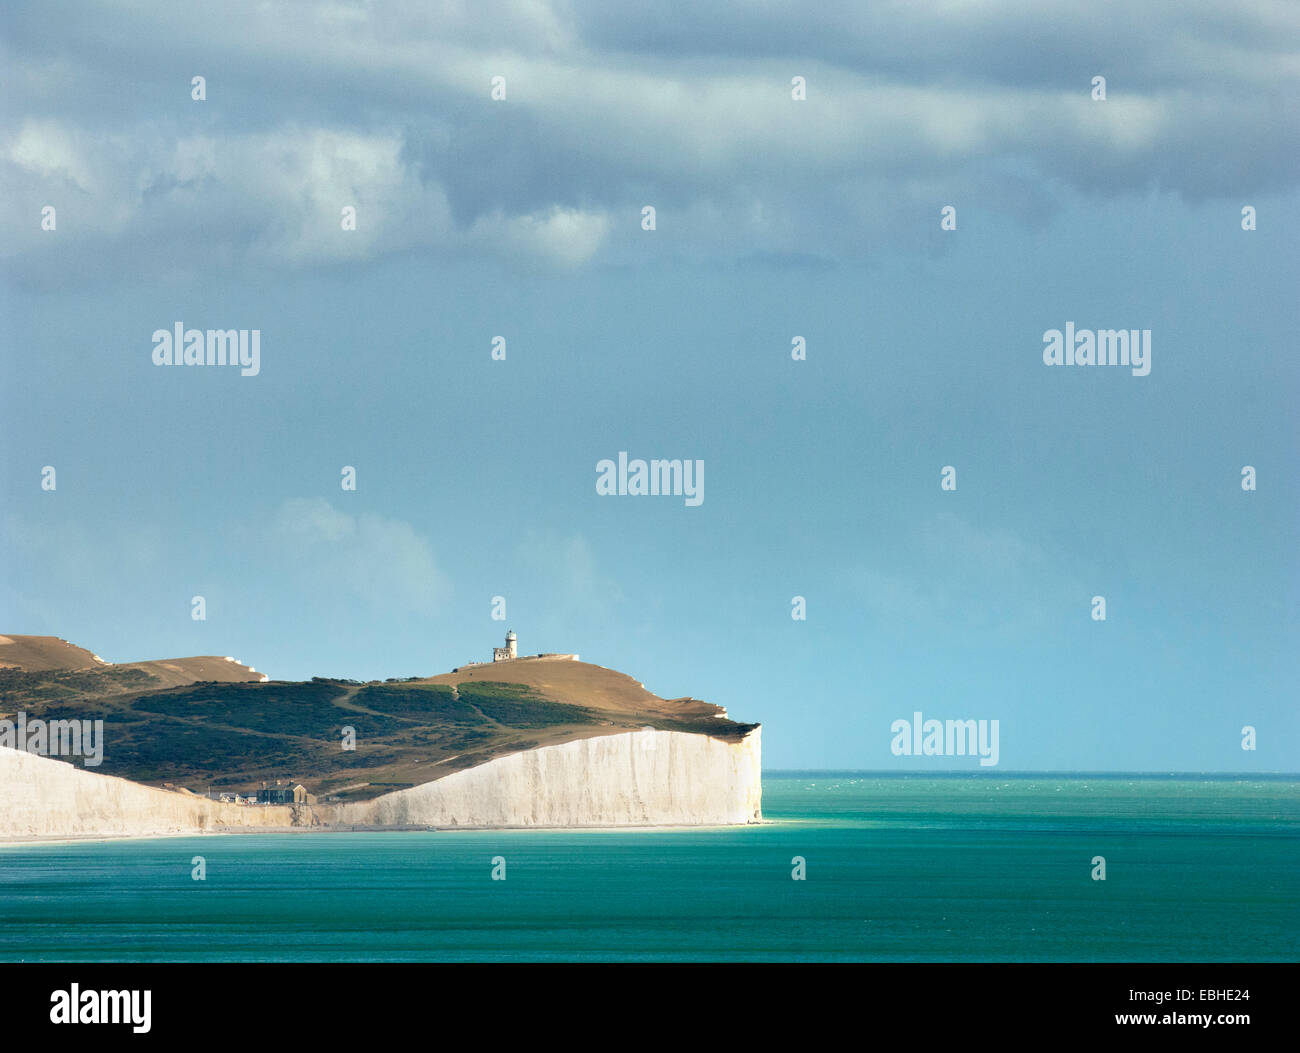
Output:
[1, 774, 1296, 962]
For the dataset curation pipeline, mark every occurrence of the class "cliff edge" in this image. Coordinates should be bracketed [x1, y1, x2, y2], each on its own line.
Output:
[0, 635, 762, 839]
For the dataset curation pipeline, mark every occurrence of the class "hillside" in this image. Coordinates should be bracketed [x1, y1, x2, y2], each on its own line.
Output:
[0, 638, 758, 804]
[0, 634, 107, 671]
[0, 634, 265, 684]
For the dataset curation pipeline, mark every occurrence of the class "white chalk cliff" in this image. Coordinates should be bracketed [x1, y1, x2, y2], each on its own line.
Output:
[0, 745, 300, 840]
[332, 727, 763, 828]
[0, 727, 762, 840]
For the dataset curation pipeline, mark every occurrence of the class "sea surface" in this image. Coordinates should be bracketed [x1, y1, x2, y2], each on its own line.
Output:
[1, 773, 1296, 962]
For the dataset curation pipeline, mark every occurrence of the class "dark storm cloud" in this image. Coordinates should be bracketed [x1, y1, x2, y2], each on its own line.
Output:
[2, 0, 1296, 282]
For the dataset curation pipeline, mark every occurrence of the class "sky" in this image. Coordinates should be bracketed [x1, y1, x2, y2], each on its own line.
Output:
[2, 1, 1297, 771]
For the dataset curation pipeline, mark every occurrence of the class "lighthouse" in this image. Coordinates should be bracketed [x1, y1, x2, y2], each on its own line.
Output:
[493, 630, 518, 662]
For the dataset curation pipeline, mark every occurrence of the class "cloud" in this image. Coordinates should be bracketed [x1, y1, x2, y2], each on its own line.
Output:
[268, 498, 446, 615]
[2, 0, 1296, 282]
[466, 205, 611, 267]
[4, 511, 163, 586]
[515, 530, 623, 617]
[1, 511, 167, 630]
[850, 511, 1087, 635]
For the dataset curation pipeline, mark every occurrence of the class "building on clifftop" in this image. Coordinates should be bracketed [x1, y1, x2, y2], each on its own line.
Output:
[493, 630, 518, 662]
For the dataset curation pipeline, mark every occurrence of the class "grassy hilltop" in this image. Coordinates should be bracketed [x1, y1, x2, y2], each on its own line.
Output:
[0, 637, 757, 803]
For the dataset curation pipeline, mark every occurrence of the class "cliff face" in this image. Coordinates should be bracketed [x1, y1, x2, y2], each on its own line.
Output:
[2, 635, 764, 839]
[329, 728, 763, 828]
[0, 747, 301, 840]
[0, 726, 762, 840]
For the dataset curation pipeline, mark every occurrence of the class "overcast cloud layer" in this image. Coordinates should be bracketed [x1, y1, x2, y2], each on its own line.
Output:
[3, 0, 1297, 283]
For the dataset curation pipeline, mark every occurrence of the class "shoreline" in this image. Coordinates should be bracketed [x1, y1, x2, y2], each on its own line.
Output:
[0, 819, 772, 847]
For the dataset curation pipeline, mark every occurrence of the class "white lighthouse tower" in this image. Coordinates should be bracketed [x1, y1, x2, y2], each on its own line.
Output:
[493, 630, 517, 662]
